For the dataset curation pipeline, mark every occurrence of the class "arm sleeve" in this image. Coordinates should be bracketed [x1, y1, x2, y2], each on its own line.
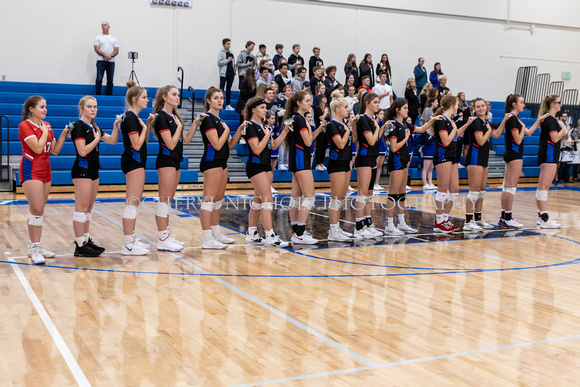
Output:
[472, 119, 484, 133]
[70, 123, 86, 142]
[359, 117, 373, 134]
[547, 117, 560, 133]
[294, 115, 308, 132]
[507, 116, 518, 131]
[326, 122, 340, 140]
[244, 123, 259, 141]
[125, 114, 141, 135]
[201, 118, 217, 134]
[434, 120, 446, 133]
[155, 114, 170, 134]
[19, 122, 36, 142]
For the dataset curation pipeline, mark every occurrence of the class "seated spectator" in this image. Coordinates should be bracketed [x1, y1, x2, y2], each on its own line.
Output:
[323, 65, 341, 98]
[345, 85, 357, 113]
[310, 65, 324, 95]
[272, 43, 285, 70]
[291, 66, 307, 93]
[352, 88, 366, 115]
[344, 53, 359, 87]
[359, 53, 374, 85]
[254, 44, 274, 73]
[430, 62, 443, 88]
[256, 66, 272, 87]
[358, 75, 372, 93]
[274, 62, 292, 91]
[309, 47, 324, 79]
[287, 44, 304, 76]
[437, 75, 449, 95]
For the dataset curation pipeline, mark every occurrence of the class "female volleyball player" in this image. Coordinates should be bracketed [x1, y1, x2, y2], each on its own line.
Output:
[71, 96, 120, 256]
[19, 96, 68, 264]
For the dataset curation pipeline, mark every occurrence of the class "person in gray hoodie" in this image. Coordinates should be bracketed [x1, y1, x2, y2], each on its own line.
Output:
[217, 38, 236, 110]
[236, 40, 255, 89]
[291, 66, 307, 94]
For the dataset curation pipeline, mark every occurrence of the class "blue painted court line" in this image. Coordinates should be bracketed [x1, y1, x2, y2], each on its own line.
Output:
[92, 209, 376, 367]
[229, 333, 580, 386]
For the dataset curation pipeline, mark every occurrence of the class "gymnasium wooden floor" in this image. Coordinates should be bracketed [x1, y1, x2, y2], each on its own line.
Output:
[1, 184, 580, 386]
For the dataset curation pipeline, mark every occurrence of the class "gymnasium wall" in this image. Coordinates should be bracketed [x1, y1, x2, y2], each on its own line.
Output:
[2, 0, 580, 102]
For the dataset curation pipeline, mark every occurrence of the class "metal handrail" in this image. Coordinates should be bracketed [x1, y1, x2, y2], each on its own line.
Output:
[187, 86, 195, 123]
[177, 66, 184, 108]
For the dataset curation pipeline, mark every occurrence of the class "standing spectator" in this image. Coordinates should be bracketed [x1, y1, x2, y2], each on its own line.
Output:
[93, 21, 119, 96]
[571, 119, 580, 181]
[323, 66, 340, 98]
[310, 66, 324, 95]
[274, 63, 292, 91]
[405, 78, 420, 125]
[419, 82, 433, 113]
[414, 57, 428, 95]
[359, 54, 374, 85]
[437, 75, 449, 96]
[254, 44, 274, 73]
[256, 67, 272, 88]
[291, 67, 307, 93]
[273, 44, 285, 70]
[358, 76, 372, 93]
[345, 73, 356, 91]
[557, 112, 572, 183]
[287, 44, 304, 76]
[352, 88, 366, 115]
[344, 54, 359, 87]
[236, 41, 255, 89]
[217, 38, 236, 110]
[309, 47, 324, 79]
[235, 68, 256, 126]
[345, 85, 357, 113]
[314, 94, 330, 170]
[485, 101, 493, 122]
[430, 62, 443, 88]
[376, 54, 392, 85]
[371, 72, 393, 111]
[455, 92, 468, 125]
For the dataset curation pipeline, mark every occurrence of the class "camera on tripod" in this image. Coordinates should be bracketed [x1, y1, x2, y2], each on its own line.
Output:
[128, 51, 139, 61]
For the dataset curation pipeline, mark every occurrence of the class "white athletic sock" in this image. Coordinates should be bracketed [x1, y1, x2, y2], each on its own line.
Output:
[84, 233, 90, 241]
[387, 217, 394, 228]
[330, 223, 339, 231]
[159, 229, 170, 240]
[443, 214, 449, 221]
[248, 226, 257, 234]
[75, 236, 86, 245]
[436, 214, 445, 224]
[397, 214, 406, 225]
[211, 225, 220, 236]
[202, 229, 212, 239]
[124, 235, 133, 243]
[30, 242, 40, 248]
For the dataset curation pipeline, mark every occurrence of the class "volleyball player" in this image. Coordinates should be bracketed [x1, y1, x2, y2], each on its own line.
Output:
[120, 81, 154, 255]
[536, 95, 567, 228]
[152, 86, 185, 251]
[325, 96, 353, 242]
[374, 109, 387, 191]
[19, 96, 68, 264]
[242, 97, 290, 247]
[432, 95, 475, 233]
[384, 99, 440, 235]
[462, 98, 504, 231]
[497, 94, 547, 228]
[186, 87, 244, 249]
[353, 92, 385, 239]
[71, 96, 120, 256]
[284, 91, 324, 244]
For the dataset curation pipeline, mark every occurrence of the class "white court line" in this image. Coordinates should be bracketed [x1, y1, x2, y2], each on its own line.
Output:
[92, 209, 375, 367]
[8, 257, 91, 386]
[229, 333, 580, 386]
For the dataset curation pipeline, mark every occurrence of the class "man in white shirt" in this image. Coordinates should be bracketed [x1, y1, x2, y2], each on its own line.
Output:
[372, 71, 393, 110]
[93, 21, 119, 95]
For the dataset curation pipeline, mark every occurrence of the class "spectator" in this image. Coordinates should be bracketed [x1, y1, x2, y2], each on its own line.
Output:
[345, 73, 356, 91]
[323, 66, 341, 98]
[437, 75, 449, 96]
[558, 112, 573, 183]
[419, 82, 433, 113]
[276, 85, 292, 170]
[273, 44, 285, 70]
[287, 44, 305, 76]
[376, 54, 392, 85]
[344, 54, 359, 87]
[359, 53, 374, 85]
[256, 59, 275, 81]
[345, 85, 357, 113]
[310, 65, 324, 95]
[93, 21, 119, 95]
[420, 97, 438, 126]
[274, 58, 287, 76]
[236, 40, 255, 89]
[372, 72, 393, 111]
[217, 38, 236, 110]
[485, 101, 493, 122]
[571, 119, 580, 181]
[358, 75, 372, 93]
[235, 68, 256, 125]
[313, 84, 326, 107]
[254, 44, 274, 73]
[314, 94, 330, 170]
[256, 66, 271, 87]
[274, 63, 292, 91]
[405, 78, 420, 125]
[352, 88, 366, 115]
[455, 92, 468, 124]
[414, 57, 428, 95]
[291, 66, 307, 93]
[429, 62, 443, 88]
[309, 47, 324, 79]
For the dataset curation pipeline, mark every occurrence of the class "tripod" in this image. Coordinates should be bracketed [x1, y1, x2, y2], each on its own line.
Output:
[129, 58, 139, 84]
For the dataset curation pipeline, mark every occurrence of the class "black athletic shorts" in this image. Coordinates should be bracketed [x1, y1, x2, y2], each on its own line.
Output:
[121, 155, 145, 175]
[327, 160, 351, 174]
[386, 154, 409, 172]
[156, 154, 181, 170]
[246, 162, 272, 178]
[354, 155, 377, 169]
[503, 150, 522, 163]
[71, 165, 99, 180]
[200, 158, 227, 173]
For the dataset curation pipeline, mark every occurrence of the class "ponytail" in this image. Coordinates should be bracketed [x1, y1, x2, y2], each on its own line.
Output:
[538, 94, 559, 117]
[504, 94, 522, 114]
[359, 92, 379, 116]
[435, 95, 457, 116]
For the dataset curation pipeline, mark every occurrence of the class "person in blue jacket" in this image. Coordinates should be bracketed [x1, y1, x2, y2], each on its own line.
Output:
[429, 62, 443, 88]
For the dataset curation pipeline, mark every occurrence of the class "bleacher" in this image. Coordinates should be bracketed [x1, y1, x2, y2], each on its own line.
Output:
[0, 81, 545, 191]
[0, 81, 197, 188]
